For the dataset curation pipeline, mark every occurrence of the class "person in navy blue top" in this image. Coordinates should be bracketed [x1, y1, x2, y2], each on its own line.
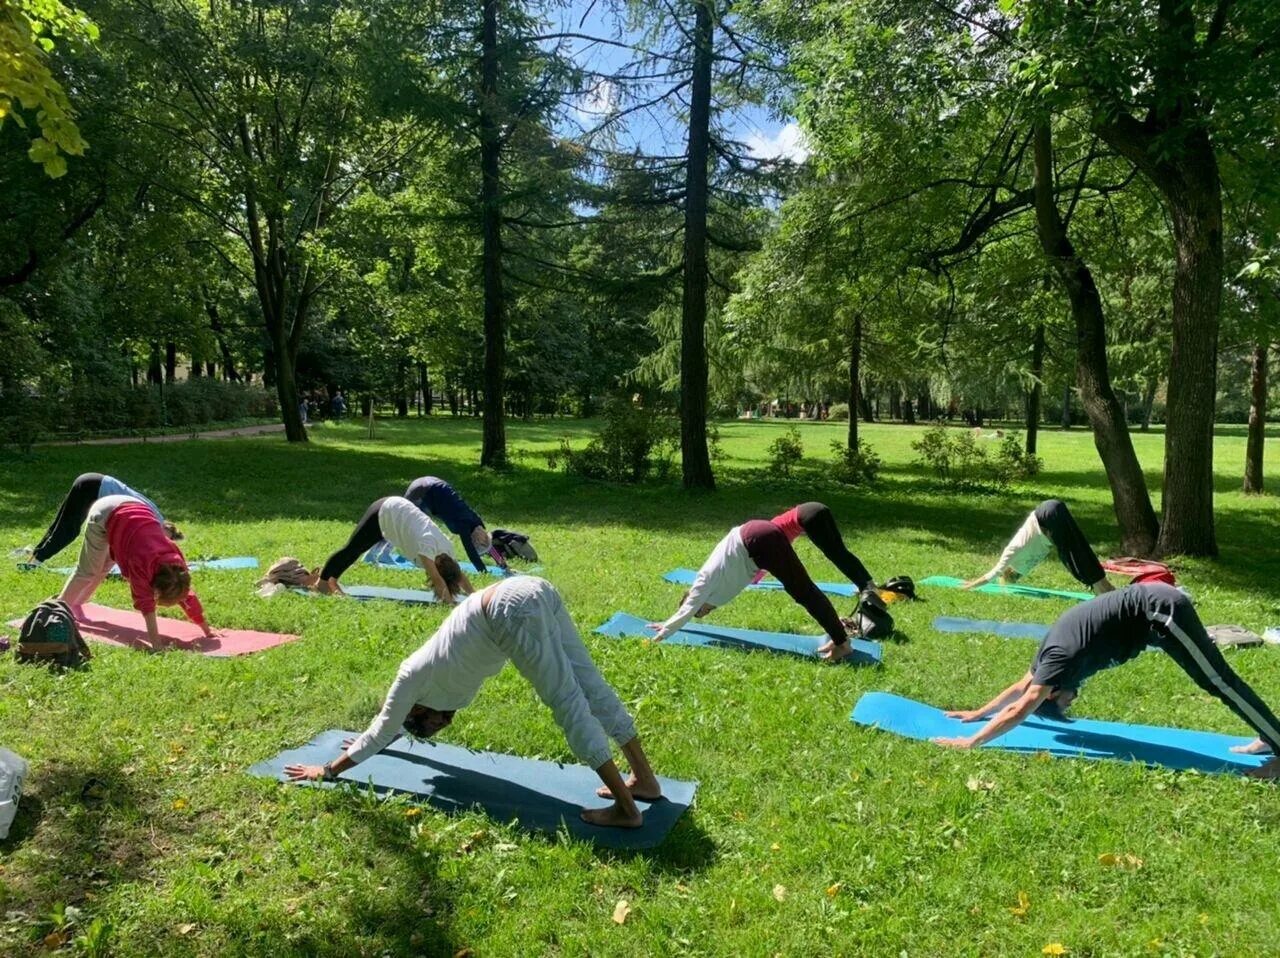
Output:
[404, 476, 504, 574]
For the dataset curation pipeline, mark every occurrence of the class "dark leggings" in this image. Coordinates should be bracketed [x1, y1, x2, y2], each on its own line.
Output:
[320, 497, 388, 581]
[1149, 586, 1280, 752]
[33, 473, 105, 562]
[1033, 499, 1106, 587]
[794, 502, 873, 590]
[740, 520, 847, 644]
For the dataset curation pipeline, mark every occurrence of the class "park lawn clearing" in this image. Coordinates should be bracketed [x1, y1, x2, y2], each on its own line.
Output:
[1, 416, 1280, 955]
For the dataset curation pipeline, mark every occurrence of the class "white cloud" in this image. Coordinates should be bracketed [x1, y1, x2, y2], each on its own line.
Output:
[745, 122, 809, 163]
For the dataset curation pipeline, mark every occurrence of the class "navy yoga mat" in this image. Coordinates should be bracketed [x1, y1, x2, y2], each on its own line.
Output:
[662, 568, 856, 598]
[933, 616, 1050, 641]
[850, 691, 1267, 775]
[249, 730, 697, 850]
[48, 555, 259, 576]
[919, 575, 1092, 602]
[596, 612, 882, 666]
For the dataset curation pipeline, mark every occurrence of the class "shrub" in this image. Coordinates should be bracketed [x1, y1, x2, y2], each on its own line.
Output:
[550, 401, 679, 483]
[767, 427, 804, 477]
[911, 425, 1000, 492]
[827, 403, 850, 421]
[830, 439, 881, 485]
[994, 433, 1042, 483]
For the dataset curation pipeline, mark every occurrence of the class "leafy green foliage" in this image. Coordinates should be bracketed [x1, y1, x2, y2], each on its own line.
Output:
[829, 438, 881, 485]
[548, 402, 679, 483]
[766, 426, 804, 477]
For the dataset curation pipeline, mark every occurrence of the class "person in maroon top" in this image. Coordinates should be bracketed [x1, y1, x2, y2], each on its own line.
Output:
[763, 502, 874, 591]
[58, 495, 216, 651]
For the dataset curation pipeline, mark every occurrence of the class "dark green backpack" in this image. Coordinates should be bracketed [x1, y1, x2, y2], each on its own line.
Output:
[17, 599, 91, 668]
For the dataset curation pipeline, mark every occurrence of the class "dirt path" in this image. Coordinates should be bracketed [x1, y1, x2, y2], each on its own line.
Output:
[41, 423, 286, 446]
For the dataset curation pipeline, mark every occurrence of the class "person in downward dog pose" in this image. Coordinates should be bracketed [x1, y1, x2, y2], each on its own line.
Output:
[57, 495, 213, 651]
[285, 576, 662, 828]
[764, 502, 874, 591]
[653, 510, 873, 661]
[934, 582, 1280, 780]
[312, 496, 475, 604]
[15, 472, 181, 569]
[403, 476, 507, 574]
[963, 499, 1113, 595]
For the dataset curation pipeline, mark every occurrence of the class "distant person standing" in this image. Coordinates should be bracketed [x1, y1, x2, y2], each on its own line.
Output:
[331, 390, 347, 420]
[298, 399, 309, 425]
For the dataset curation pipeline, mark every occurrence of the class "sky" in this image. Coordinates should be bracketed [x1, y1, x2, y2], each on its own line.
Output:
[548, 0, 809, 164]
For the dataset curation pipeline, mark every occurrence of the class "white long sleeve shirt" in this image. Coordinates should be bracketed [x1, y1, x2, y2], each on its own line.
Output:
[660, 526, 758, 636]
[983, 512, 1053, 581]
[345, 592, 503, 764]
[377, 496, 455, 564]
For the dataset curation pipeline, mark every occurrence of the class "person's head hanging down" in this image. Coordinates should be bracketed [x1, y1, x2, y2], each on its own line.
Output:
[650, 520, 857, 662]
[963, 499, 1113, 595]
[933, 582, 1280, 780]
[404, 476, 505, 573]
[56, 495, 214, 652]
[284, 576, 663, 827]
[312, 496, 476, 603]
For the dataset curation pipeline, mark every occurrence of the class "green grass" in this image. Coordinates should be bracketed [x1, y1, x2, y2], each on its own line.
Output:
[2, 416, 1279, 956]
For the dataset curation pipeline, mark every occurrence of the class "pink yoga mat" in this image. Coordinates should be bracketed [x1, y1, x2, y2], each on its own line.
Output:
[8, 603, 298, 657]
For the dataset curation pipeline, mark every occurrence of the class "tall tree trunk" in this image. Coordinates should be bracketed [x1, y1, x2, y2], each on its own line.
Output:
[1244, 340, 1268, 494]
[479, 0, 507, 467]
[147, 343, 162, 384]
[1061, 381, 1071, 428]
[846, 317, 861, 451]
[1141, 379, 1157, 431]
[420, 363, 431, 415]
[267, 317, 306, 442]
[1027, 322, 1045, 455]
[190, 357, 201, 379]
[903, 388, 915, 424]
[1033, 121, 1159, 555]
[678, 0, 716, 489]
[164, 342, 177, 383]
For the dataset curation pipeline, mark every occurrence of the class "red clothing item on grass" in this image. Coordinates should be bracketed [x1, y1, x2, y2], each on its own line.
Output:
[106, 501, 205, 625]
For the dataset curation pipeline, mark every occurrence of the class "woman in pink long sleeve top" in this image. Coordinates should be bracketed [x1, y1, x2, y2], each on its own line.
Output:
[59, 495, 214, 651]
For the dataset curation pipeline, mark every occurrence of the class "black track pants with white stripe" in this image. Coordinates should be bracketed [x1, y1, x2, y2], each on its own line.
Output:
[1150, 587, 1280, 752]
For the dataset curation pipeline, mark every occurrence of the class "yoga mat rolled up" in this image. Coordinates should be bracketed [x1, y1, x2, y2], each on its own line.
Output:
[920, 575, 1093, 602]
[850, 691, 1265, 775]
[596, 612, 881, 666]
[663, 568, 856, 598]
[8, 603, 297, 657]
[249, 730, 697, 850]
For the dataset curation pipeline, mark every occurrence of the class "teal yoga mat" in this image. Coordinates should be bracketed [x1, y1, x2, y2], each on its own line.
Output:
[249, 730, 697, 850]
[47, 555, 259, 576]
[363, 548, 530, 577]
[662, 568, 856, 598]
[850, 691, 1266, 775]
[933, 616, 1050, 641]
[920, 575, 1093, 602]
[596, 612, 881, 666]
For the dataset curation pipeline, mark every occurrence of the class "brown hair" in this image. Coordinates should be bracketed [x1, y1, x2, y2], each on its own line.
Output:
[435, 553, 463, 591]
[152, 563, 191, 603]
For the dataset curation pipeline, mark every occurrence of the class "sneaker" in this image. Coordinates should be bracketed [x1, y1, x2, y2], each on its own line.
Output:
[16, 561, 41, 572]
[9, 546, 33, 560]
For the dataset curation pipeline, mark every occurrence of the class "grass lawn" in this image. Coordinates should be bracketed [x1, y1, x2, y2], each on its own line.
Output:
[2, 415, 1280, 957]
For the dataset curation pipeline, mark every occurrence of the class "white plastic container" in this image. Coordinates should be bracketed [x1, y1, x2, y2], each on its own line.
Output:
[0, 748, 28, 840]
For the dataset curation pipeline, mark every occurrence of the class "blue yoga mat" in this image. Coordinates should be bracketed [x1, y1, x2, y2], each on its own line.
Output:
[933, 616, 1050, 641]
[662, 568, 856, 598]
[850, 691, 1266, 775]
[248, 729, 697, 850]
[363, 548, 528, 577]
[920, 575, 1093, 602]
[48, 555, 259, 576]
[596, 612, 881, 666]
[343, 585, 453, 604]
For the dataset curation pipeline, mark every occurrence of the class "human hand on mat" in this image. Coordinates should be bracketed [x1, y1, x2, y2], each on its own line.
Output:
[932, 735, 977, 749]
[645, 623, 668, 641]
[944, 709, 985, 722]
[284, 764, 325, 782]
[1231, 737, 1274, 755]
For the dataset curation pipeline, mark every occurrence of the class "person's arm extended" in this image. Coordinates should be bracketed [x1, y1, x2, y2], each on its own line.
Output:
[656, 579, 709, 640]
[935, 677, 1053, 749]
[964, 514, 1041, 589]
[180, 590, 215, 637]
[143, 610, 163, 649]
[461, 530, 488, 574]
[419, 556, 454, 603]
[944, 671, 1035, 722]
[287, 669, 421, 780]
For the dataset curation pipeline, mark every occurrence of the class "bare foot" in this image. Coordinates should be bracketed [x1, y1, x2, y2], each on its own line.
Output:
[580, 803, 643, 828]
[818, 640, 855, 662]
[1231, 738, 1273, 755]
[1245, 756, 1280, 780]
[595, 775, 662, 802]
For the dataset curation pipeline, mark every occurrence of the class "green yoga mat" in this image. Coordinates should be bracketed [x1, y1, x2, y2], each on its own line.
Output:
[921, 575, 1093, 602]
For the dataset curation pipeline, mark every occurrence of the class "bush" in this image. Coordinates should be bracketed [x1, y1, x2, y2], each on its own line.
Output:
[549, 401, 679, 483]
[827, 403, 850, 421]
[767, 427, 804, 477]
[912, 424, 1019, 493]
[994, 433, 1042, 484]
[829, 439, 881, 485]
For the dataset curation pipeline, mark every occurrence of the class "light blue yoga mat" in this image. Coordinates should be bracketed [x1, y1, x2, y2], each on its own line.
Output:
[596, 612, 882, 666]
[343, 585, 451, 604]
[850, 691, 1266, 775]
[48, 555, 259, 576]
[662, 568, 856, 598]
[933, 616, 1050, 641]
[363, 548, 529, 577]
[249, 729, 697, 850]
[921, 575, 1093, 602]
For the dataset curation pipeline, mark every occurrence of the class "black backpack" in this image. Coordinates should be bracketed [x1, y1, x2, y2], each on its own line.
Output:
[492, 529, 538, 563]
[850, 588, 894, 639]
[17, 599, 91, 668]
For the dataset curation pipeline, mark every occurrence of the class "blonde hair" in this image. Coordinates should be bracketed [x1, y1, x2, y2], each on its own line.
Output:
[152, 563, 191, 603]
